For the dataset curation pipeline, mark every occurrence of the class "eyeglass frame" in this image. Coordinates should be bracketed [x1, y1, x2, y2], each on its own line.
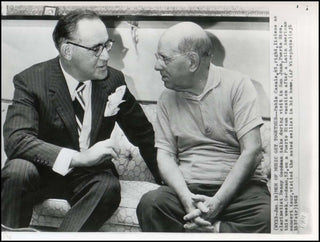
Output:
[154, 52, 188, 66]
[155, 51, 212, 66]
[66, 39, 115, 57]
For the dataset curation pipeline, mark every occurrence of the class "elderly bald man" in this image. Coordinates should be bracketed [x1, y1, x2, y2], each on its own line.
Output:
[136, 22, 270, 233]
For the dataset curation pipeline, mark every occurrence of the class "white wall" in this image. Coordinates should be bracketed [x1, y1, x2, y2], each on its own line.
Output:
[1, 19, 270, 116]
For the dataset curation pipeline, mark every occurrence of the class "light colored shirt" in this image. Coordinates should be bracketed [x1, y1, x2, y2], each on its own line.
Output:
[155, 64, 267, 184]
[52, 60, 92, 176]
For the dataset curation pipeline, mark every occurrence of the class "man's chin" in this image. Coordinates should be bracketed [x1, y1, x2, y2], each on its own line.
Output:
[94, 70, 109, 80]
[164, 82, 178, 90]
[164, 83, 186, 93]
[164, 82, 173, 89]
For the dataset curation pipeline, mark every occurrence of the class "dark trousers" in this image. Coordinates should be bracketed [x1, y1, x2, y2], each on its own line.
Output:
[1, 158, 121, 232]
[137, 181, 270, 233]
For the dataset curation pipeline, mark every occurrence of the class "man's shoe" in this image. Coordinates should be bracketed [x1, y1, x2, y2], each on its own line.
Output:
[1, 224, 39, 232]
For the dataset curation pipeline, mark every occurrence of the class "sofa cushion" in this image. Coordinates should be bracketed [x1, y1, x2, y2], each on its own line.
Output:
[110, 122, 156, 183]
[30, 180, 159, 231]
[108, 104, 158, 183]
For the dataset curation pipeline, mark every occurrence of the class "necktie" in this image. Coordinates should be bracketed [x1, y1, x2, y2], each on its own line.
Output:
[73, 82, 86, 136]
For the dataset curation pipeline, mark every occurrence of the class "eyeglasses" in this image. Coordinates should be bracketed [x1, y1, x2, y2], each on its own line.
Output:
[155, 52, 186, 66]
[66, 39, 115, 57]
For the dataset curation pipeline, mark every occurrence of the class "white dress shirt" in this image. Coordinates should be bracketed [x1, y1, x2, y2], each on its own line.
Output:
[52, 60, 92, 176]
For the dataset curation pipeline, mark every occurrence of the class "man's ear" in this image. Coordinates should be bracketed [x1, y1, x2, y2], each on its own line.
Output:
[187, 51, 200, 72]
[61, 43, 72, 61]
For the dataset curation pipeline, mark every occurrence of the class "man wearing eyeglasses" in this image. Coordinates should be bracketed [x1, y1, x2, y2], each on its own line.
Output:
[137, 22, 270, 233]
[1, 9, 161, 232]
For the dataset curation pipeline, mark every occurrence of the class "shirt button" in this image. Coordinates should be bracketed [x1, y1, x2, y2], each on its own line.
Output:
[205, 127, 212, 134]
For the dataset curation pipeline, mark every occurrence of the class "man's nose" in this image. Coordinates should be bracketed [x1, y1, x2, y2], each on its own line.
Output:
[99, 47, 110, 61]
[154, 60, 163, 71]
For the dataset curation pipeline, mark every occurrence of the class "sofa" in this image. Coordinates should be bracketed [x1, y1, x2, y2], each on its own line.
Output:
[1, 102, 271, 232]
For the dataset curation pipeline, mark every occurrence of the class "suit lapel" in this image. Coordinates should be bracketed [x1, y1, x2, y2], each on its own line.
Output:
[90, 79, 109, 146]
[48, 61, 118, 148]
[90, 68, 119, 146]
[48, 57, 79, 147]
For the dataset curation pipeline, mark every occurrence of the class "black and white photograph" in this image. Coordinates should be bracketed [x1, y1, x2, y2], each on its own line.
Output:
[1, 1, 318, 241]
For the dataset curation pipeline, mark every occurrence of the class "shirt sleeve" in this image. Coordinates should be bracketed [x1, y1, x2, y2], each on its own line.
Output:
[154, 96, 177, 155]
[52, 148, 77, 176]
[232, 77, 264, 139]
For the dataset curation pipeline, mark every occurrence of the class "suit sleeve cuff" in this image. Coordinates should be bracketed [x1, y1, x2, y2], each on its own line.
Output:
[52, 148, 78, 176]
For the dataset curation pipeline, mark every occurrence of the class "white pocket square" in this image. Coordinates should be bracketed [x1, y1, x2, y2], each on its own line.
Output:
[104, 85, 126, 117]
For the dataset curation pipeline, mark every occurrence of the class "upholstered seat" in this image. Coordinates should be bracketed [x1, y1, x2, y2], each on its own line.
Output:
[30, 181, 159, 232]
[1, 103, 270, 232]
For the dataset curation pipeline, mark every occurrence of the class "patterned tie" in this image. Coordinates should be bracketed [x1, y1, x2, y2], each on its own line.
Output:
[73, 82, 86, 136]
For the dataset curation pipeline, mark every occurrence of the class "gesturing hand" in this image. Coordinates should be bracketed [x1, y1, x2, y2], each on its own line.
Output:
[70, 139, 120, 168]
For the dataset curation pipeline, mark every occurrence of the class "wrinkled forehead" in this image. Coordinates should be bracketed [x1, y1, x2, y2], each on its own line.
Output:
[158, 22, 207, 53]
[158, 32, 181, 54]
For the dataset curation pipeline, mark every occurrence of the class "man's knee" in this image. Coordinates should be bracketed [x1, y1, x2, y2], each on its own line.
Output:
[137, 189, 167, 215]
[2, 159, 40, 186]
[97, 174, 121, 207]
[137, 190, 155, 220]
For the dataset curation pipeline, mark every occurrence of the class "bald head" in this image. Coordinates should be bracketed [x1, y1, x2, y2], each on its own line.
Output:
[160, 22, 212, 57]
[155, 22, 212, 95]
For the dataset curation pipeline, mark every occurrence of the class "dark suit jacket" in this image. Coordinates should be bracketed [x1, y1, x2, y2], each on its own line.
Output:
[3, 57, 160, 183]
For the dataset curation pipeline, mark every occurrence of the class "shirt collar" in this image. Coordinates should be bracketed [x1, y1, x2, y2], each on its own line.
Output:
[179, 63, 221, 101]
[59, 59, 90, 100]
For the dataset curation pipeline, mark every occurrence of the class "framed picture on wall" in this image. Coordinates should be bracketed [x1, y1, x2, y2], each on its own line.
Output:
[43, 6, 57, 16]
